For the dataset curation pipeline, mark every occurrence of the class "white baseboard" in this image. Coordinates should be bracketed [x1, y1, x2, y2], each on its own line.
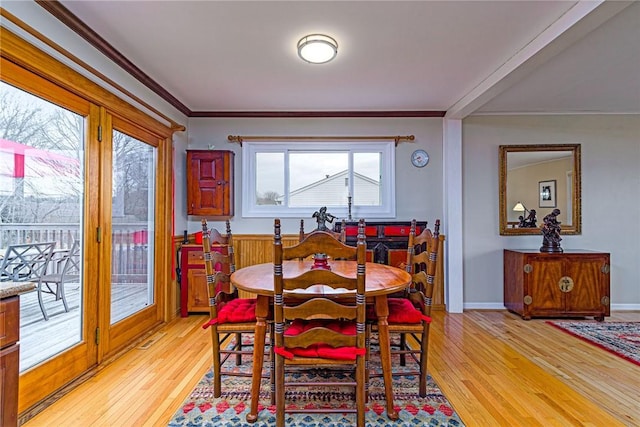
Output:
[463, 303, 505, 310]
[611, 304, 640, 311]
[462, 303, 640, 311]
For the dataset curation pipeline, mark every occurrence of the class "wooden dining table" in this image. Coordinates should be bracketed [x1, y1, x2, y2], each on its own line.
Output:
[230, 259, 412, 422]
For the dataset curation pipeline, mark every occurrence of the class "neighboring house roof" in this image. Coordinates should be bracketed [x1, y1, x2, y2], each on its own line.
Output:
[288, 170, 380, 207]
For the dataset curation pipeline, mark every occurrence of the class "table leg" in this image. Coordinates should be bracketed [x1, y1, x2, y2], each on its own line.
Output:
[375, 295, 399, 420]
[247, 295, 269, 423]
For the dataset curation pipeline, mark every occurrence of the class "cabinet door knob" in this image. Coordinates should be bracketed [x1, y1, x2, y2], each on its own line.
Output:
[558, 276, 574, 292]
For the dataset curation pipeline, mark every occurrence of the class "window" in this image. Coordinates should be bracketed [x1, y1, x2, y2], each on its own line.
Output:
[242, 141, 396, 218]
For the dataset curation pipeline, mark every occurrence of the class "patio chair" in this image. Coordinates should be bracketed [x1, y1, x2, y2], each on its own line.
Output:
[38, 239, 81, 321]
[367, 218, 441, 396]
[273, 218, 367, 427]
[0, 242, 56, 283]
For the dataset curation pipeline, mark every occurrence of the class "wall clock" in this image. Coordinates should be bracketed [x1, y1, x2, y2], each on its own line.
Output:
[411, 149, 429, 167]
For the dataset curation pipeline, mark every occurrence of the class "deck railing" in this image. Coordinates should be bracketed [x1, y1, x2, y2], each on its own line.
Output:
[0, 223, 149, 278]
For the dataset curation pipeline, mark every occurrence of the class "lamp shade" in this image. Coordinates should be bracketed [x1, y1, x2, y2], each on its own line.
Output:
[297, 34, 338, 64]
[513, 202, 526, 212]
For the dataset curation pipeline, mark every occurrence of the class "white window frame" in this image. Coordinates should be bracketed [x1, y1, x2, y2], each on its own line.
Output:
[242, 141, 396, 218]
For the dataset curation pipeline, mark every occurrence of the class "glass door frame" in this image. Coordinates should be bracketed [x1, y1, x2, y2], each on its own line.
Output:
[1, 27, 175, 416]
[98, 114, 166, 358]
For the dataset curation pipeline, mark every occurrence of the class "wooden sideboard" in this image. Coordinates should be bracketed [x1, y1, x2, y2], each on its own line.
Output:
[1, 296, 20, 427]
[334, 221, 428, 267]
[504, 249, 610, 321]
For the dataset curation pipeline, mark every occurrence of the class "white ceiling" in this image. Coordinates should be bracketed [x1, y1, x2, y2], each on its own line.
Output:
[57, 1, 640, 117]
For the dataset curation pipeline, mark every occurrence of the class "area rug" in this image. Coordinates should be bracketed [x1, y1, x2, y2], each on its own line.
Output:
[168, 356, 465, 426]
[547, 321, 640, 366]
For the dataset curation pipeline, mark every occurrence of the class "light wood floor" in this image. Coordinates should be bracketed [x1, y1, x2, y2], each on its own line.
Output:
[23, 310, 640, 427]
[19, 283, 149, 370]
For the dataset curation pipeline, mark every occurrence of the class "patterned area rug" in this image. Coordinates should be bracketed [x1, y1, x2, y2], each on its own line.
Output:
[168, 356, 464, 426]
[547, 321, 640, 366]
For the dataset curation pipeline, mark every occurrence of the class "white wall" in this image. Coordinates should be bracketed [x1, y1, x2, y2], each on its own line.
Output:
[463, 115, 640, 308]
[182, 117, 444, 235]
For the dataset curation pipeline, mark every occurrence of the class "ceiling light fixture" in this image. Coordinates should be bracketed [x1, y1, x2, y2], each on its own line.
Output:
[297, 34, 338, 64]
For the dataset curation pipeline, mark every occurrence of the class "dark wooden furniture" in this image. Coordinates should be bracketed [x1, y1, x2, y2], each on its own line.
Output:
[273, 219, 367, 427]
[186, 150, 234, 217]
[334, 220, 427, 267]
[180, 242, 229, 317]
[231, 259, 411, 423]
[504, 249, 610, 321]
[1, 296, 20, 427]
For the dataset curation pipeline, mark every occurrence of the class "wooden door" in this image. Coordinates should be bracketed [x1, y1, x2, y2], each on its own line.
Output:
[564, 256, 605, 314]
[187, 269, 209, 312]
[528, 257, 564, 315]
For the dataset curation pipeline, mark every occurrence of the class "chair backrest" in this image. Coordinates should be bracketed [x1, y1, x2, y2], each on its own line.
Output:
[274, 218, 366, 355]
[60, 240, 81, 280]
[201, 219, 235, 299]
[404, 219, 441, 307]
[298, 218, 347, 243]
[0, 242, 56, 281]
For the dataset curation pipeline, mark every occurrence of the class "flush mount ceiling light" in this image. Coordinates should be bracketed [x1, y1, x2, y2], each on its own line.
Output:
[297, 34, 338, 64]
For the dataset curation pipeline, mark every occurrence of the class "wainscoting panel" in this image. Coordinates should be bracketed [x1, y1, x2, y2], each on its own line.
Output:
[173, 233, 445, 314]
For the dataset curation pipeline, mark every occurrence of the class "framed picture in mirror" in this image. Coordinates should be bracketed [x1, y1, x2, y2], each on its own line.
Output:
[538, 180, 556, 208]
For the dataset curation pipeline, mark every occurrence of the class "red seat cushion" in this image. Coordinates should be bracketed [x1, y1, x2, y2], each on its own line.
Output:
[279, 319, 362, 360]
[217, 298, 257, 323]
[368, 298, 426, 323]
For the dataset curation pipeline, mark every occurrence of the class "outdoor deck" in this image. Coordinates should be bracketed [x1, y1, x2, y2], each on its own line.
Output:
[19, 282, 149, 371]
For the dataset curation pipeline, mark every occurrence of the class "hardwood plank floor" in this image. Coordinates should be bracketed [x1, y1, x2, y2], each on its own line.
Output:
[22, 310, 639, 426]
[19, 283, 149, 370]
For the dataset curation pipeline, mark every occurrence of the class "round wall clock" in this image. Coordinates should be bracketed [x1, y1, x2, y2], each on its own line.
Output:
[411, 149, 429, 167]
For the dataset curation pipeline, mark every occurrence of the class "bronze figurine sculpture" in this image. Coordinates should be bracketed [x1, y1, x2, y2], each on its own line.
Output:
[540, 208, 563, 253]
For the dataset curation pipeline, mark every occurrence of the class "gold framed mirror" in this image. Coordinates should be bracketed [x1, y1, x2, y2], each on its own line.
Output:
[499, 144, 581, 235]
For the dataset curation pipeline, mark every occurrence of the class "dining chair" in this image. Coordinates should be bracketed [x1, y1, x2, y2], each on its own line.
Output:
[298, 218, 346, 242]
[200, 219, 269, 398]
[368, 218, 441, 397]
[37, 239, 80, 321]
[273, 218, 367, 427]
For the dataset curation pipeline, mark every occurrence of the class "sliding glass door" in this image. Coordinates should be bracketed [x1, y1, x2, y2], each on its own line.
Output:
[2, 28, 173, 416]
[99, 116, 164, 357]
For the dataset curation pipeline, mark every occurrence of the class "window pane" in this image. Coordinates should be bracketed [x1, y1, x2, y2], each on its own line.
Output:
[256, 152, 284, 205]
[354, 152, 381, 206]
[111, 130, 156, 324]
[243, 142, 395, 218]
[289, 152, 348, 207]
[0, 82, 85, 371]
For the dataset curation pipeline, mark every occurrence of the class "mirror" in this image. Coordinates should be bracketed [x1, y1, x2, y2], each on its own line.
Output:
[499, 144, 581, 235]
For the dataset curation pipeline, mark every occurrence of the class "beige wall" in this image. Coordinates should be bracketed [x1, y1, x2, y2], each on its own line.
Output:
[463, 115, 640, 307]
[181, 117, 444, 235]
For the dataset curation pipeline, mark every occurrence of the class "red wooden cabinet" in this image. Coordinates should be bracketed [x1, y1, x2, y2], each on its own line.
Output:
[504, 249, 610, 321]
[186, 150, 234, 218]
[180, 244, 229, 317]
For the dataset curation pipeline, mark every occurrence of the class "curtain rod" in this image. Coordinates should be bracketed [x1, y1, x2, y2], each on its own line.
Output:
[227, 135, 415, 146]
